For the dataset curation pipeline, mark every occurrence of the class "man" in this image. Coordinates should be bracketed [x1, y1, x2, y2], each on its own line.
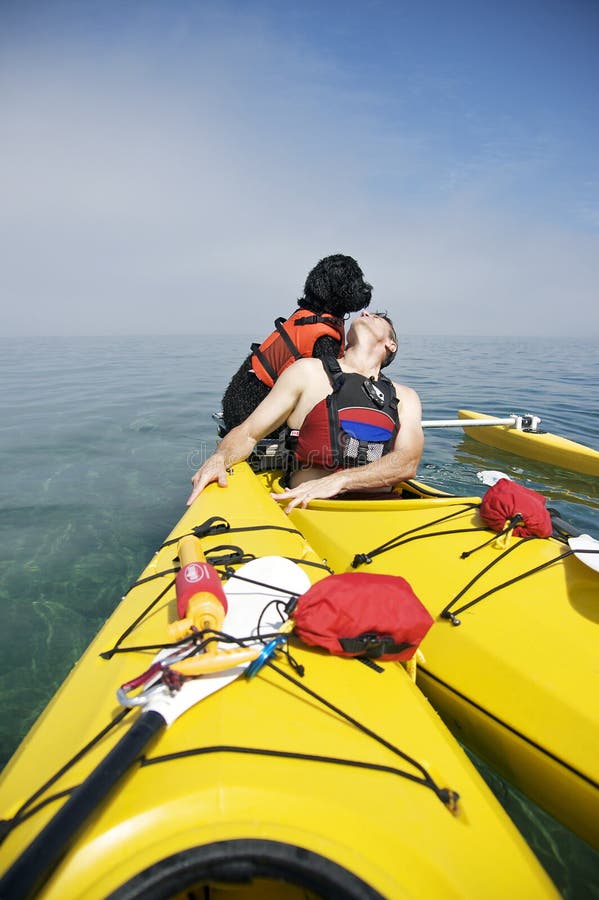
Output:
[187, 312, 423, 513]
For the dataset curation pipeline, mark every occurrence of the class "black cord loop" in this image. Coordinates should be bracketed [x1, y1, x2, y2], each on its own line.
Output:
[351, 505, 480, 568]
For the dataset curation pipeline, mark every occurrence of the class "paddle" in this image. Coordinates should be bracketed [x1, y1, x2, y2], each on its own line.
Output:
[422, 413, 541, 431]
[547, 512, 599, 573]
[477, 470, 599, 573]
[0, 556, 310, 900]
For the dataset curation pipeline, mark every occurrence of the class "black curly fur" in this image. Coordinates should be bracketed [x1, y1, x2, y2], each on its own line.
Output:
[221, 255, 372, 434]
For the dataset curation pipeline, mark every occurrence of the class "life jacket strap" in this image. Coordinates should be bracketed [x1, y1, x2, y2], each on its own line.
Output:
[322, 355, 345, 390]
[356, 441, 369, 466]
[274, 316, 303, 362]
[250, 341, 278, 384]
[295, 314, 343, 332]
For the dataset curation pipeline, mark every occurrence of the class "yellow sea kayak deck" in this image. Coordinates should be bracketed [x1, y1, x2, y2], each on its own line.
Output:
[271, 472, 599, 849]
[0, 464, 557, 899]
[458, 409, 599, 476]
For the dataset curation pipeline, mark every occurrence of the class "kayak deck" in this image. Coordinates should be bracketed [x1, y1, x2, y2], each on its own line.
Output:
[0, 464, 557, 899]
[273, 471, 599, 849]
[458, 409, 599, 476]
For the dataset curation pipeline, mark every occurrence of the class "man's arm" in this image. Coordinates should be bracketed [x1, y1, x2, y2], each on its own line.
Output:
[186, 362, 308, 505]
[274, 384, 423, 513]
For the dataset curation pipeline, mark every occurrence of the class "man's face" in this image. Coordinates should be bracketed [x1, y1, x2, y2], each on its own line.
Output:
[351, 311, 397, 355]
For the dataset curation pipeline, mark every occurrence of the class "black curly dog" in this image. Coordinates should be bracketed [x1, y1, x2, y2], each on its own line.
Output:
[221, 254, 372, 434]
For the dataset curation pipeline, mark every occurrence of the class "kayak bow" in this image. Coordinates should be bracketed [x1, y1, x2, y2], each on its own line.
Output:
[454, 409, 599, 476]
[0, 467, 558, 899]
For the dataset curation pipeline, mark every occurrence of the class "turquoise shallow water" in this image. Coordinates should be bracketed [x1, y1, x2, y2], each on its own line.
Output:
[0, 334, 598, 897]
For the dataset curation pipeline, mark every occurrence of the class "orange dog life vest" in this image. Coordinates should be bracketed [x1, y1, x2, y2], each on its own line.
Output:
[250, 309, 345, 388]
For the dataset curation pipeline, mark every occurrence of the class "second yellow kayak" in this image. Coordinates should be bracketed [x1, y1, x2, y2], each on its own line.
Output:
[278, 471, 599, 849]
[457, 408, 599, 476]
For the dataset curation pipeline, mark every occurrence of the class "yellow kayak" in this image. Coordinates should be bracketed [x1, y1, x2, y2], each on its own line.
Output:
[0, 464, 556, 899]
[278, 471, 599, 849]
[457, 409, 599, 476]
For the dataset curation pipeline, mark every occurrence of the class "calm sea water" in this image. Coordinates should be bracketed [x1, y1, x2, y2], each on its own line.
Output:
[1, 334, 598, 896]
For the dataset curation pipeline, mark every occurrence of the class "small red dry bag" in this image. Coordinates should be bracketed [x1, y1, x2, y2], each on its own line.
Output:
[293, 572, 434, 661]
[479, 479, 552, 538]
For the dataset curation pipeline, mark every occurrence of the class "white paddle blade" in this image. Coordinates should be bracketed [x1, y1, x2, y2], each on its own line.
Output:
[147, 557, 312, 725]
[223, 555, 312, 632]
[568, 535, 599, 573]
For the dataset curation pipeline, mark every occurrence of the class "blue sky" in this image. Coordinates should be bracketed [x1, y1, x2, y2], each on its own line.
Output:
[1, 0, 598, 336]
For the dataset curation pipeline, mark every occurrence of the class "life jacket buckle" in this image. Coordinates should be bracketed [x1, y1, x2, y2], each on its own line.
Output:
[362, 378, 386, 407]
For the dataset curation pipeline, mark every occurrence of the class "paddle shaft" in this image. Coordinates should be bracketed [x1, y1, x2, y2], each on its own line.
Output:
[549, 511, 583, 539]
[422, 417, 517, 429]
[0, 709, 165, 900]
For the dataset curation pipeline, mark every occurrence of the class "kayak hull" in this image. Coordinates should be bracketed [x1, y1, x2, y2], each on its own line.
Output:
[416, 666, 599, 846]
[457, 409, 599, 476]
[0, 464, 556, 899]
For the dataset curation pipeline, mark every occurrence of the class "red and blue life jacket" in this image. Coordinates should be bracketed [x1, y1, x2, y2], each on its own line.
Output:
[294, 356, 399, 469]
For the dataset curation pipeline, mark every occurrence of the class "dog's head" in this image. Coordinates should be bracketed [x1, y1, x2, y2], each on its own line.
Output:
[301, 254, 372, 317]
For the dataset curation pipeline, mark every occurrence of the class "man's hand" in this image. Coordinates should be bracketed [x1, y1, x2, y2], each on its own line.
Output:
[186, 454, 229, 506]
[272, 472, 347, 514]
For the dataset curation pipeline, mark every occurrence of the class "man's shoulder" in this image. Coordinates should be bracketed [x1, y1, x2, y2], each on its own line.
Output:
[391, 382, 421, 406]
[275, 356, 324, 392]
[288, 357, 324, 376]
[389, 379, 416, 394]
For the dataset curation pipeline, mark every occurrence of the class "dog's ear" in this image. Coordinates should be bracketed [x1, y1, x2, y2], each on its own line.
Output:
[303, 255, 372, 316]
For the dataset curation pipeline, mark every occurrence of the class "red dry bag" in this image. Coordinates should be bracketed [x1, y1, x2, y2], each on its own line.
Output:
[293, 572, 434, 661]
[479, 479, 552, 538]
